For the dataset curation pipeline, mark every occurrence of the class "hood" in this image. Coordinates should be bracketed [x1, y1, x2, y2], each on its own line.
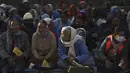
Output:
[0, 4, 7, 9]
[47, 4, 53, 12]
[127, 11, 130, 23]
[44, 18, 52, 25]
[30, 9, 38, 19]
[9, 7, 17, 13]
[111, 5, 120, 13]
[23, 12, 33, 20]
[61, 26, 77, 42]
[23, 0, 29, 3]
[41, 14, 50, 20]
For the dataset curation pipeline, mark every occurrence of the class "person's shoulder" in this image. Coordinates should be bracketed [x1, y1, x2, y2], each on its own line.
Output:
[49, 31, 56, 38]
[20, 31, 28, 35]
[32, 32, 37, 37]
[76, 38, 85, 45]
[0, 31, 7, 36]
[105, 35, 113, 41]
[0, 31, 7, 40]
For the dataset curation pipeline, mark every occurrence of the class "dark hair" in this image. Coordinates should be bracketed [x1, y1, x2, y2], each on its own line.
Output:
[38, 19, 47, 25]
[61, 9, 69, 17]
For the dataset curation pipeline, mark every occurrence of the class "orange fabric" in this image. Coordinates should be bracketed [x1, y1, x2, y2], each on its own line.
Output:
[68, 4, 79, 17]
[118, 44, 124, 54]
[106, 40, 111, 53]
[106, 35, 126, 54]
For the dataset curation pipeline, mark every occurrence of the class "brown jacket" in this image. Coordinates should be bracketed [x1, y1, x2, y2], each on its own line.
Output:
[31, 31, 58, 64]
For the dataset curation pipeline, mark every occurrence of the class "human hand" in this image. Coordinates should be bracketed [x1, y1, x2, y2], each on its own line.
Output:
[7, 57, 15, 67]
[119, 59, 128, 69]
[69, 57, 75, 64]
[14, 54, 24, 60]
[105, 60, 113, 68]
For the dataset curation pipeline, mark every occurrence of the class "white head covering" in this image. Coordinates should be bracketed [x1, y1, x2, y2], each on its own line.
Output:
[47, 4, 53, 12]
[23, 0, 29, 3]
[61, 26, 82, 58]
[44, 18, 52, 25]
[76, 28, 86, 40]
[23, 12, 33, 20]
[0, 4, 7, 9]
[31, 9, 38, 20]
[111, 5, 118, 11]
[41, 14, 49, 20]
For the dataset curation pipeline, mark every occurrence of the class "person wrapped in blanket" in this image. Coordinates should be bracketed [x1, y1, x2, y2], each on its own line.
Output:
[58, 26, 97, 73]
[98, 26, 129, 73]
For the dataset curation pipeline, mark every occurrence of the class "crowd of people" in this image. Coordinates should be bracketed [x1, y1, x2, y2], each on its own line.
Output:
[0, 0, 130, 73]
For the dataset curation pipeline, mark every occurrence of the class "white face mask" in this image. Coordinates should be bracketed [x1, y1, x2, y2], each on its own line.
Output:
[116, 36, 125, 42]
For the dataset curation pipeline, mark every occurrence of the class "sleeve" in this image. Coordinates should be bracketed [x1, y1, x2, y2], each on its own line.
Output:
[0, 35, 10, 59]
[45, 32, 57, 59]
[121, 41, 128, 60]
[31, 33, 40, 59]
[128, 39, 130, 60]
[58, 39, 68, 60]
[53, 18, 59, 28]
[75, 39, 90, 64]
[98, 37, 108, 60]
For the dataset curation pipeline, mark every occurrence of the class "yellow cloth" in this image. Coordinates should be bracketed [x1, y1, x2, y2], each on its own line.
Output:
[13, 47, 23, 56]
[41, 60, 50, 68]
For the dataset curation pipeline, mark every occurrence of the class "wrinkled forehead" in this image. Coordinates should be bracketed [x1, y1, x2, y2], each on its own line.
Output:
[61, 27, 71, 36]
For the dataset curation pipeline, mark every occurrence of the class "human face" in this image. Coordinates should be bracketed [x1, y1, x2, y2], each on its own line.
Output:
[80, 3, 86, 9]
[61, 14, 68, 21]
[71, 7, 75, 13]
[37, 23, 46, 34]
[46, 5, 51, 13]
[10, 21, 20, 33]
[61, 3, 67, 10]
[61, 29, 70, 42]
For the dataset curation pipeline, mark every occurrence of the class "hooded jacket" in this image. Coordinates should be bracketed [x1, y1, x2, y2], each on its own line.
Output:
[0, 30, 30, 59]
[99, 35, 128, 63]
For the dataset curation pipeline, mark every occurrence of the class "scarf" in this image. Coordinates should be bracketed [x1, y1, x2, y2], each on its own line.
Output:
[60, 26, 82, 58]
[36, 26, 49, 39]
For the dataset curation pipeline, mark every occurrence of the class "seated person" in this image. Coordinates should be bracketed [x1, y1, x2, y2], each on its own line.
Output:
[58, 26, 97, 73]
[30, 19, 58, 68]
[0, 16, 30, 73]
[98, 26, 128, 73]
